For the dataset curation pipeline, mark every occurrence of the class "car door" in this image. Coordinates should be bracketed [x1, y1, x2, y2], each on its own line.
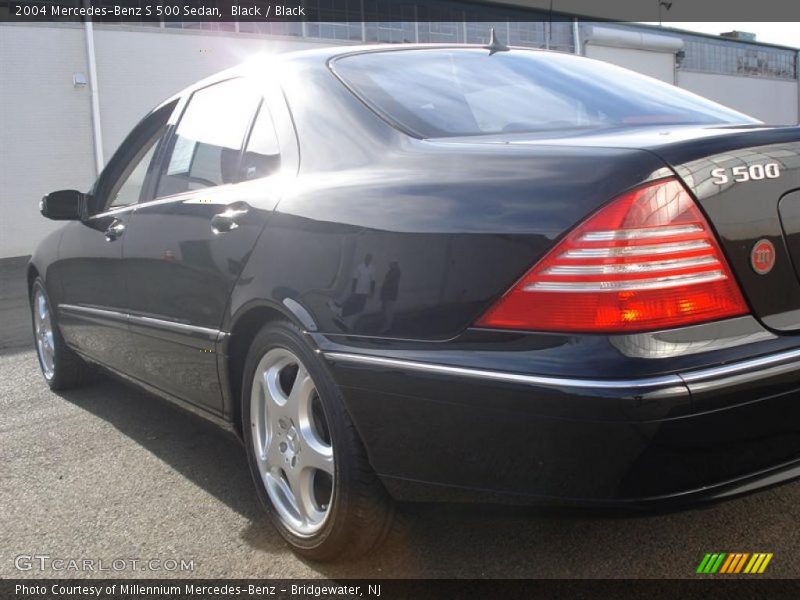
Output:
[120, 76, 287, 413]
[55, 100, 176, 371]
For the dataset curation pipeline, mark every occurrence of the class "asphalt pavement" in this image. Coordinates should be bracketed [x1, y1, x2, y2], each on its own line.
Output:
[2, 256, 800, 579]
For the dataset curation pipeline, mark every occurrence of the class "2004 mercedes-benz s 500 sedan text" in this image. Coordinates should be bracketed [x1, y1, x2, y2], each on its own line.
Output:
[30, 44, 800, 559]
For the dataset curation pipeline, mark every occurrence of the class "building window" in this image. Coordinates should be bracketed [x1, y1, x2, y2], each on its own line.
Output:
[679, 36, 796, 80]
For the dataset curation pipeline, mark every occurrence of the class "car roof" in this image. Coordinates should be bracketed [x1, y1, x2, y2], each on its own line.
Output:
[279, 42, 551, 63]
[235, 42, 555, 74]
[161, 44, 559, 112]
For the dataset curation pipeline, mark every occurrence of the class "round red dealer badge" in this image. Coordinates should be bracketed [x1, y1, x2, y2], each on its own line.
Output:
[751, 239, 776, 275]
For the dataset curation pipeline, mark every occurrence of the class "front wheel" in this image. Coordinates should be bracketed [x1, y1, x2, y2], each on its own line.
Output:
[242, 321, 395, 561]
[30, 278, 95, 390]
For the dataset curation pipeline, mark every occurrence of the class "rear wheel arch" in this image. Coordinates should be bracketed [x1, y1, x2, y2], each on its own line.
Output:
[240, 318, 395, 559]
[27, 264, 40, 299]
[226, 302, 311, 435]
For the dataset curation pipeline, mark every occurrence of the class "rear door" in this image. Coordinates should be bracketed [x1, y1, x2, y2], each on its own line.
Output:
[120, 76, 287, 412]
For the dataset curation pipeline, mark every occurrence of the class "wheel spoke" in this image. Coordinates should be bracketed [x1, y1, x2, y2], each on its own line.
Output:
[265, 435, 283, 467]
[263, 360, 291, 411]
[283, 466, 305, 513]
[299, 441, 334, 475]
[285, 464, 326, 524]
[268, 471, 302, 517]
[286, 366, 313, 418]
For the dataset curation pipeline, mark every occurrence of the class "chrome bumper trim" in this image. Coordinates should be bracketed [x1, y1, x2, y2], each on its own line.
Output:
[325, 345, 800, 391]
[323, 352, 683, 390]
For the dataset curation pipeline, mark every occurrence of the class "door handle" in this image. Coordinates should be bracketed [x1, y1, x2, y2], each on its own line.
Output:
[211, 203, 249, 234]
[104, 220, 126, 242]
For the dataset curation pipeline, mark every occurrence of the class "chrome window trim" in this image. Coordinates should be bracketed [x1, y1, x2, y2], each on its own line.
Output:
[88, 204, 137, 220]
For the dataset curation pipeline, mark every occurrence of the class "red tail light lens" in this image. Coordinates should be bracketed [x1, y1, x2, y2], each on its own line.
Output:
[476, 178, 749, 333]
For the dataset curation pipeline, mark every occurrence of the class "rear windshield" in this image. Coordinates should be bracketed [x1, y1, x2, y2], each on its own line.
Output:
[332, 48, 759, 138]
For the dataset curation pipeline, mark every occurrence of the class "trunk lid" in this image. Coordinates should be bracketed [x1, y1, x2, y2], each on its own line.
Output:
[649, 127, 800, 332]
[440, 125, 800, 331]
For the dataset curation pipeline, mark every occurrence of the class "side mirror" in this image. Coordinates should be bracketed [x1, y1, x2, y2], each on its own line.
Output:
[40, 190, 86, 220]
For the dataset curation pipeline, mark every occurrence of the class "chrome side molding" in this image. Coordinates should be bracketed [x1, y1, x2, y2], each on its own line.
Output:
[58, 303, 127, 322]
[58, 303, 226, 342]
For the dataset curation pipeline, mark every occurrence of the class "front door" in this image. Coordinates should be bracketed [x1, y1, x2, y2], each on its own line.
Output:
[55, 101, 175, 371]
[120, 77, 283, 413]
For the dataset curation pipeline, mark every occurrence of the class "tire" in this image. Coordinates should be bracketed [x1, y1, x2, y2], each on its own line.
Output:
[30, 277, 95, 390]
[242, 320, 395, 561]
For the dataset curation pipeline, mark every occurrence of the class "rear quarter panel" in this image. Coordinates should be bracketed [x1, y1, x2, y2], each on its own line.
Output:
[225, 56, 672, 341]
[227, 145, 668, 340]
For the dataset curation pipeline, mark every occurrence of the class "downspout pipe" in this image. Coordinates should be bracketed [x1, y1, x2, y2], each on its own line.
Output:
[83, 16, 104, 175]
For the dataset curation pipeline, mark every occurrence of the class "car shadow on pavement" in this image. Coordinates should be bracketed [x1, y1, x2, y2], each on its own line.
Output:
[55, 375, 289, 557]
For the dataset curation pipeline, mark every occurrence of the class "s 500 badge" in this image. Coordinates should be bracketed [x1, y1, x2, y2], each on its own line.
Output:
[711, 163, 781, 185]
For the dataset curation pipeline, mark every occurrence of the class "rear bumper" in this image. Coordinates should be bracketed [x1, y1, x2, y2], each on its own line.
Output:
[324, 346, 800, 505]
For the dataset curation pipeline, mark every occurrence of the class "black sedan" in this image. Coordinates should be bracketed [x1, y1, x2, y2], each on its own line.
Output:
[30, 44, 800, 560]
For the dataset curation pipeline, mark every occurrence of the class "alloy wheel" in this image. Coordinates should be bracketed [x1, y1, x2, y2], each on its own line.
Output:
[250, 348, 335, 537]
[33, 287, 55, 380]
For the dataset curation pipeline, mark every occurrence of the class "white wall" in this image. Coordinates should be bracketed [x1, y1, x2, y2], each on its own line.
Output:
[0, 25, 96, 259]
[677, 70, 798, 125]
[585, 45, 676, 83]
[0, 24, 333, 259]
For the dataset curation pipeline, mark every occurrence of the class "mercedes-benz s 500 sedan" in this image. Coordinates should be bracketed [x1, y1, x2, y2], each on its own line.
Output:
[30, 44, 800, 560]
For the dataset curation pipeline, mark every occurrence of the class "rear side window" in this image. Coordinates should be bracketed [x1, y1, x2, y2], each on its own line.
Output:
[241, 103, 281, 181]
[333, 48, 759, 138]
[156, 78, 261, 198]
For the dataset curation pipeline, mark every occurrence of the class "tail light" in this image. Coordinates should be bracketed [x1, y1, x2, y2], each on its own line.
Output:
[476, 177, 748, 333]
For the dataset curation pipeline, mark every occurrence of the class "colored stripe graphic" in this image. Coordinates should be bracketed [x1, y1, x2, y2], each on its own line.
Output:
[744, 554, 760, 574]
[703, 553, 719, 573]
[720, 554, 735, 574]
[719, 554, 735, 574]
[698, 552, 773, 574]
[734, 553, 749, 573]
[720, 553, 738, 574]
[696, 554, 712, 573]
[712, 553, 727, 573]
[702, 553, 725, 574]
[758, 554, 773, 573]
